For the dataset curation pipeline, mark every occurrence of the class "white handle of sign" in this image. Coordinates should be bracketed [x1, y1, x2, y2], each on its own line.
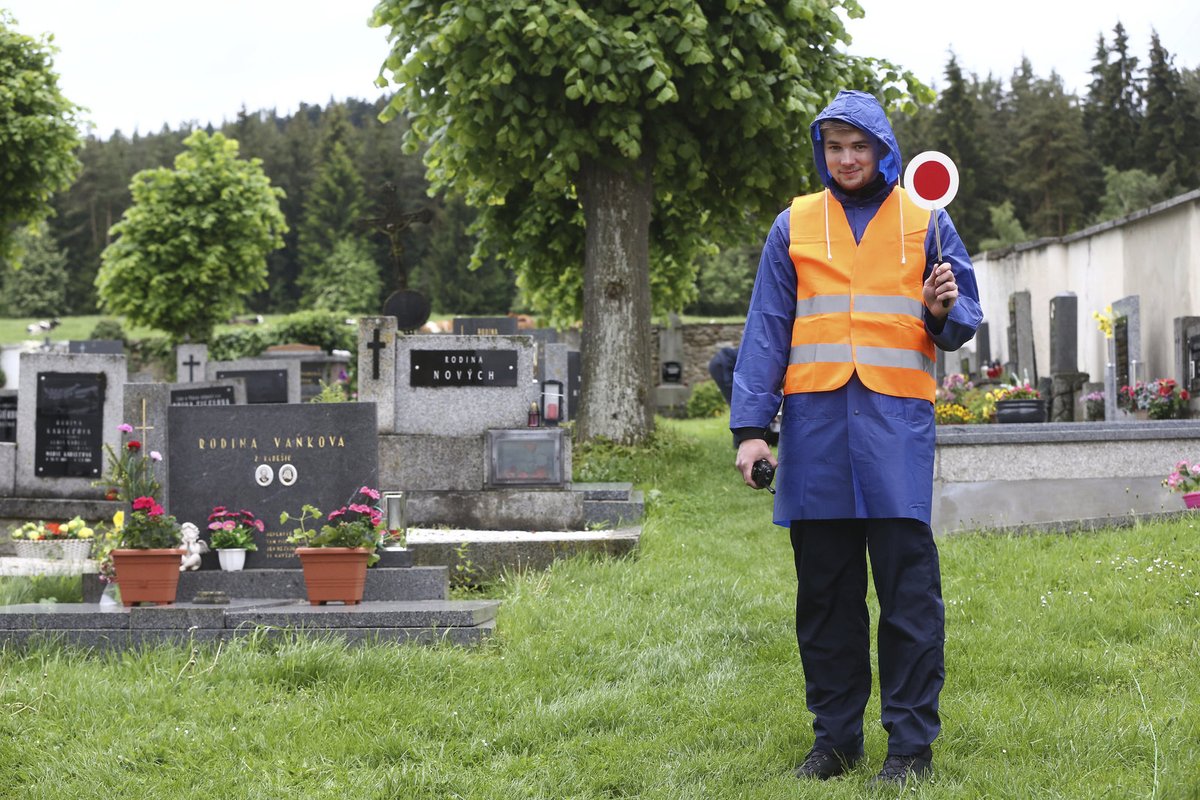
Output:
[904, 151, 960, 309]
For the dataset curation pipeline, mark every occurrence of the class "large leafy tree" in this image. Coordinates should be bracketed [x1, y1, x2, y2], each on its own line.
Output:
[95, 131, 287, 342]
[0, 11, 83, 263]
[370, 1, 926, 443]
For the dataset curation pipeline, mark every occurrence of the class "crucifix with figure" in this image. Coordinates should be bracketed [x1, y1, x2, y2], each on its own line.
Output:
[361, 182, 434, 330]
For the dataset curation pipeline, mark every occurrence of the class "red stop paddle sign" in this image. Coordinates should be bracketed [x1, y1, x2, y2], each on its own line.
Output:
[904, 151, 959, 210]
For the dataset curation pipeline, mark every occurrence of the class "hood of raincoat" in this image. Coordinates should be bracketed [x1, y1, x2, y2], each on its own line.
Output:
[809, 90, 902, 191]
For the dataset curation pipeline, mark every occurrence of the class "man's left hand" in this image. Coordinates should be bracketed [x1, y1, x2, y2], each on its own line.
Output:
[923, 262, 957, 318]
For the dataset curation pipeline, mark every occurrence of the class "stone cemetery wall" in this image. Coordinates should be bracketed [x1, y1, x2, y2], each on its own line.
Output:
[650, 322, 745, 388]
[933, 419, 1200, 534]
[974, 189, 1200, 386]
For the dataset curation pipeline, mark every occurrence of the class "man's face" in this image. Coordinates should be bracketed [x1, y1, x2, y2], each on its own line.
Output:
[822, 127, 878, 192]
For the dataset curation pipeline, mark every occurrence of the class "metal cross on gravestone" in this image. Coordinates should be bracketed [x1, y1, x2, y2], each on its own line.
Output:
[134, 397, 154, 441]
[367, 327, 387, 381]
[182, 355, 201, 382]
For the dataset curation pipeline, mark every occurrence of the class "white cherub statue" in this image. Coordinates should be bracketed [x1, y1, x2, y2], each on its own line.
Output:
[179, 522, 209, 571]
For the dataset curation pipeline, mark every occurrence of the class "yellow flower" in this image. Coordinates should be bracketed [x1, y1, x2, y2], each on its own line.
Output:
[112, 510, 125, 530]
[80, 527, 94, 539]
[1092, 305, 1114, 339]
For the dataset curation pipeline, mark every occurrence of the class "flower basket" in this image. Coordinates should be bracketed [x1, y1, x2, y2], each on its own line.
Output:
[14, 539, 59, 559]
[111, 548, 183, 606]
[296, 547, 371, 605]
[60, 539, 93, 561]
[995, 399, 1046, 424]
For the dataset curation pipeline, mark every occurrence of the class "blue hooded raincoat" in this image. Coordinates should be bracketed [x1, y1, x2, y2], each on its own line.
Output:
[731, 90, 983, 526]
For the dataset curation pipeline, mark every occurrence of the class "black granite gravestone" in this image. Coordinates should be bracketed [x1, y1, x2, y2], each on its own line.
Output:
[0, 395, 16, 443]
[34, 372, 105, 478]
[1114, 316, 1130, 390]
[409, 349, 519, 387]
[170, 385, 236, 407]
[1190, 334, 1200, 394]
[167, 403, 377, 568]
[215, 369, 288, 404]
[68, 339, 124, 355]
[567, 350, 581, 422]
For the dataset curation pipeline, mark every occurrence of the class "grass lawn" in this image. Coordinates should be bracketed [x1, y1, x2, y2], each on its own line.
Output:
[1, 417, 1198, 798]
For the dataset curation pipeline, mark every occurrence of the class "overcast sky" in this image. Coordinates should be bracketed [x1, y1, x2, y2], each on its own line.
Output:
[4, 1, 1198, 140]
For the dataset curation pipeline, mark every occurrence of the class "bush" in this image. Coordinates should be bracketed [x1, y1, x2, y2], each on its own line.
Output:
[89, 318, 126, 342]
[208, 327, 276, 362]
[685, 380, 728, 419]
[274, 310, 355, 353]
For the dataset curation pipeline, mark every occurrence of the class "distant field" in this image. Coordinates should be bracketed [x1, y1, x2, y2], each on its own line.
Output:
[0, 315, 285, 346]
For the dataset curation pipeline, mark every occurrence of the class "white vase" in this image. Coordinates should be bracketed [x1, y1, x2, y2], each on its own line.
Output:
[217, 548, 247, 571]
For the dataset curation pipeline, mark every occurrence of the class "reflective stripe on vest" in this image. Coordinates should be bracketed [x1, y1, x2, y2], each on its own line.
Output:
[784, 187, 936, 402]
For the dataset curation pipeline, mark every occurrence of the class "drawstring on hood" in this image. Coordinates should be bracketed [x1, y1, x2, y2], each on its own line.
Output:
[809, 90, 907, 265]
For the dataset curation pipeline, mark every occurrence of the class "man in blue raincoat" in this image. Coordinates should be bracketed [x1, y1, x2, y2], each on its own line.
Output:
[731, 90, 982, 786]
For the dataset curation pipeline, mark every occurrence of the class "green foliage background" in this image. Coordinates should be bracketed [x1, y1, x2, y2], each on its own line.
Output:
[0, 11, 82, 263]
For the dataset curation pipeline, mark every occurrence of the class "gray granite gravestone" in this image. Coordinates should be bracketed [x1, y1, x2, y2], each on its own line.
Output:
[120, 380, 245, 512]
[655, 313, 689, 415]
[207, 358, 301, 404]
[357, 317, 398, 434]
[176, 344, 208, 384]
[1112, 295, 1142, 387]
[167, 402, 378, 568]
[541, 343, 571, 424]
[975, 321, 991, 373]
[392, 334, 536, 435]
[1048, 293, 1088, 421]
[15, 352, 126, 498]
[1049, 293, 1078, 375]
[1007, 291, 1036, 384]
[453, 317, 518, 336]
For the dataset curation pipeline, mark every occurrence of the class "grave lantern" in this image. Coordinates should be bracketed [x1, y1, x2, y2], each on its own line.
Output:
[661, 361, 683, 384]
[541, 380, 563, 426]
[383, 490, 408, 540]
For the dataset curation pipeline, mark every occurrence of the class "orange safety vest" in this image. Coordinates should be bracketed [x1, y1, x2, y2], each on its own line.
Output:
[784, 186, 936, 402]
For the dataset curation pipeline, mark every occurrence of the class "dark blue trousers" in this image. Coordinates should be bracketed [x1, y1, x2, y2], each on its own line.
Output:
[789, 518, 944, 756]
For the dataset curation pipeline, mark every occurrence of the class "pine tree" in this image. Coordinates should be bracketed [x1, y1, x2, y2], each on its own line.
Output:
[1010, 63, 1094, 236]
[932, 54, 987, 250]
[1083, 23, 1141, 171]
[1138, 31, 1199, 191]
[296, 106, 371, 308]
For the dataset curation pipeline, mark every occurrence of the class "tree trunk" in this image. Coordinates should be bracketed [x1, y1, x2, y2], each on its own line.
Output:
[577, 155, 654, 444]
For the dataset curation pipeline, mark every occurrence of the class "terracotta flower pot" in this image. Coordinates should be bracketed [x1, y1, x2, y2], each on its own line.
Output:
[111, 549, 184, 607]
[295, 547, 371, 605]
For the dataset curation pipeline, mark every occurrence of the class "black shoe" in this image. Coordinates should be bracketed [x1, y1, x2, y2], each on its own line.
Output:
[868, 750, 933, 787]
[792, 748, 863, 780]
